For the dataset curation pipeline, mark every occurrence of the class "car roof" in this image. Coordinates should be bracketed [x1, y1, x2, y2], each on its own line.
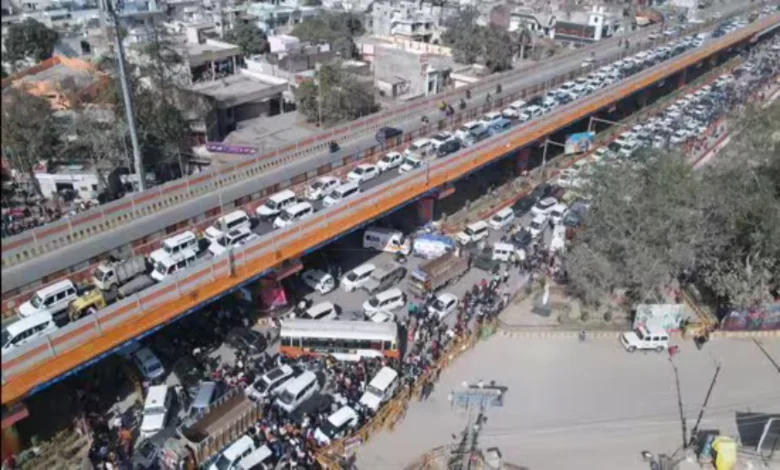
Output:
[328, 405, 358, 426]
[36, 279, 75, 297]
[467, 220, 488, 230]
[307, 302, 335, 314]
[145, 385, 168, 407]
[412, 138, 432, 146]
[352, 263, 376, 274]
[437, 292, 457, 302]
[134, 347, 160, 364]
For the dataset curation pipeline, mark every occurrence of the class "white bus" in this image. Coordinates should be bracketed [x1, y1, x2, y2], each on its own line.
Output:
[279, 319, 399, 361]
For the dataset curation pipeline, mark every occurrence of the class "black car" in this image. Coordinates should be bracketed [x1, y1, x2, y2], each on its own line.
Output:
[225, 327, 268, 355]
[375, 126, 403, 144]
[437, 139, 462, 157]
[291, 392, 334, 425]
[512, 229, 533, 249]
[511, 195, 536, 216]
[530, 183, 553, 201]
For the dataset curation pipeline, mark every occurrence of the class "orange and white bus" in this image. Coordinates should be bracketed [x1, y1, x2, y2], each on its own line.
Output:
[279, 319, 400, 361]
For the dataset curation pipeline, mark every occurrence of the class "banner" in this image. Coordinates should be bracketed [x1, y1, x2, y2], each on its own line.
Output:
[564, 132, 595, 155]
[205, 143, 257, 155]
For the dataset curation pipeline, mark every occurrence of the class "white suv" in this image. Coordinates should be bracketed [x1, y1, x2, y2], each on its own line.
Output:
[620, 326, 669, 353]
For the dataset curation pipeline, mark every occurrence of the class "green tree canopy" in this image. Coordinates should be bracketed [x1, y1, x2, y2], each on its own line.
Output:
[224, 21, 270, 57]
[4, 19, 60, 71]
[1, 88, 62, 197]
[442, 9, 521, 73]
[291, 12, 365, 59]
[303, 0, 322, 6]
[294, 63, 379, 126]
[564, 104, 780, 309]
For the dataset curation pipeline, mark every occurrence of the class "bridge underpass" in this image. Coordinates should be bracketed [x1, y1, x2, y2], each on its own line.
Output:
[1, 16, 776, 444]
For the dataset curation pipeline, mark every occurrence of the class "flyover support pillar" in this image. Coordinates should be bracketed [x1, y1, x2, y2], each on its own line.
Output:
[637, 89, 649, 109]
[514, 147, 531, 176]
[677, 69, 688, 89]
[416, 196, 435, 225]
[1, 424, 22, 463]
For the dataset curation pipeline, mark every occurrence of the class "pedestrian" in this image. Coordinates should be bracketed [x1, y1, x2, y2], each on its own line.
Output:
[502, 268, 509, 285]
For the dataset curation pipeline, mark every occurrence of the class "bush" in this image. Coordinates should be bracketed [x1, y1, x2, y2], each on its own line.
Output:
[580, 311, 590, 322]
[603, 311, 613, 322]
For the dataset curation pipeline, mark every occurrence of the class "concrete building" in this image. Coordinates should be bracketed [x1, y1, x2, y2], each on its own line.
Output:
[359, 36, 454, 100]
[245, 43, 334, 83]
[188, 69, 288, 141]
[177, 34, 242, 84]
[509, 5, 620, 44]
[371, 0, 444, 43]
[245, 3, 320, 33]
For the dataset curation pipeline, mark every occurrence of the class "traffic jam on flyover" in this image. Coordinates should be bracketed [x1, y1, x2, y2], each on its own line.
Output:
[2, 7, 779, 470]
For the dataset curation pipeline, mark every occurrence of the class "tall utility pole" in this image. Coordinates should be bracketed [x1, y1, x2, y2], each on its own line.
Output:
[102, 0, 147, 191]
[449, 382, 505, 470]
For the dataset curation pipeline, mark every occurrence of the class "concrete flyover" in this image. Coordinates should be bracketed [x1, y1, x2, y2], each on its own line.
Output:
[2, 13, 777, 406]
[0, 2, 759, 317]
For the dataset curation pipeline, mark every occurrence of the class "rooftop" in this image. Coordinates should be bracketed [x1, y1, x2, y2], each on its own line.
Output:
[222, 112, 319, 152]
[188, 72, 286, 106]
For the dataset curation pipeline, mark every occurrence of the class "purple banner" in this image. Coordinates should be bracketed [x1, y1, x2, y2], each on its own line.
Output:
[205, 143, 258, 155]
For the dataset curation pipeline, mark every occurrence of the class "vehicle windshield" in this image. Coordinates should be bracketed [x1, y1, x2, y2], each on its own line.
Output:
[29, 294, 44, 309]
[530, 221, 542, 230]
[155, 262, 168, 276]
[1, 329, 10, 348]
[464, 227, 477, 236]
[265, 200, 278, 210]
[312, 180, 325, 190]
[403, 157, 419, 167]
[368, 298, 380, 308]
[279, 211, 293, 221]
[214, 455, 233, 470]
[354, 167, 364, 175]
[433, 299, 446, 311]
[328, 190, 342, 201]
[365, 385, 383, 398]
[634, 328, 647, 340]
[144, 406, 166, 416]
[279, 390, 296, 405]
[253, 378, 270, 394]
[146, 362, 162, 375]
[408, 144, 421, 151]
[320, 419, 339, 438]
[93, 268, 108, 283]
[346, 271, 359, 282]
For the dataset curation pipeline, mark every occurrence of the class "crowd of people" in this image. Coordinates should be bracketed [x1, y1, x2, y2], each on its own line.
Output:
[1, 188, 98, 239]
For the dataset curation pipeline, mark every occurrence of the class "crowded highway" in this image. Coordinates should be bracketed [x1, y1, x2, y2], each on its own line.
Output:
[1, 13, 765, 352]
[22, 32, 778, 469]
[1, 0, 760, 305]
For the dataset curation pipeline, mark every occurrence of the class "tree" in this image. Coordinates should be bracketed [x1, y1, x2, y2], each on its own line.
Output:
[303, 0, 322, 5]
[224, 21, 270, 57]
[4, 19, 59, 71]
[291, 12, 365, 59]
[1, 88, 61, 197]
[294, 63, 378, 126]
[442, 9, 520, 73]
[563, 104, 780, 309]
[60, 112, 126, 192]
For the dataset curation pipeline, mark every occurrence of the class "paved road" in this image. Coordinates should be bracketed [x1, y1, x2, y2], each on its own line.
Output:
[2, 0, 752, 294]
[355, 336, 780, 470]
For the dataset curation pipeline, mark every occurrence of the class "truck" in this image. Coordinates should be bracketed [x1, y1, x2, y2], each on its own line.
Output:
[92, 255, 148, 293]
[408, 251, 470, 298]
[68, 273, 155, 321]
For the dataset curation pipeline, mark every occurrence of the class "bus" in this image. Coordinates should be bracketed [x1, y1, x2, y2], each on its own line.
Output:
[279, 319, 400, 361]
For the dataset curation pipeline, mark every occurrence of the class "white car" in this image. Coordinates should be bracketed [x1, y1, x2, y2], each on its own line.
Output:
[140, 385, 170, 439]
[209, 227, 254, 256]
[306, 176, 340, 200]
[301, 269, 336, 294]
[341, 263, 376, 292]
[555, 169, 579, 188]
[455, 121, 485, 142]
[347, 164, 379, 183]
[304, 302, 339, 321]
[456, 221, 489, 245]
[377, 152, 403, 172]
[245, 365, 298, 401]
[428, 293, 458, 319]
[131, 347, 165, 382]
[549, 203, 568, 225]
[528, 214, 549, 238]
[488, 207, 515, 231]
[481, 112, 502, 126]
[365, 309, 395, 323]
[502, 100, 527, 119]
[670, 129, 691, 145]
[430, 132, 455, 149]
[531, 197, 558, 216]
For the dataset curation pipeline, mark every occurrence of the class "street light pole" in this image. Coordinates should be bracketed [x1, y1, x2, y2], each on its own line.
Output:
[104, 0, 146, 191]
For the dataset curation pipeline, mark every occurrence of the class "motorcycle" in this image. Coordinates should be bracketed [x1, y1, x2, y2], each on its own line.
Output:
[329, 141, 340, 153]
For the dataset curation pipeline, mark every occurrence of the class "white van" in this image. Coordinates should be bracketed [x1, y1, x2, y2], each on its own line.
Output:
[204, 210, 251, 243]
[456, 221, 490, 245]
[341, 263, 376, 292]
[131, 347, 166, 382]
[314, 406, 360, 445]
[273, 201, 314, 229]
[303, 302, 339, 321]
[363, 287, 406, 314]
[275, 371, 320, 413]
[359, 366, 399, 412]
[245, 364, 299, 401]
[363, 227, 411, 255]
[149, 231, 199, 266]
[140, 384, 172, 439]
[488, 207, 515, 231]
[322, 181, 360, 207]
[235, 445, 274, 470]
[2, 312, 58, 353]
[405, 139, 435, 159]
[620, 326, 670, 353]
[301, 269, 336, 294]
[502, 99, 527, 119]
[17, 279, 78, 319]
[255, 189, 297, 219]
[210, 436, 257, 470]
[492, 242, 525, 263]
[151, 248, 197, 281]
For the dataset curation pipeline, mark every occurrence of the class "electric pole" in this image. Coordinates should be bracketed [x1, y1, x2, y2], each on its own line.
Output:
[448, 382, 505, 470]
[101, 0, 147, 191]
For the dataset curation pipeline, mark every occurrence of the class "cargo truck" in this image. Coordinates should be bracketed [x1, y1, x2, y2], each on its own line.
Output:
[92, 255, 148, 293]
[408, 252, 470, 298]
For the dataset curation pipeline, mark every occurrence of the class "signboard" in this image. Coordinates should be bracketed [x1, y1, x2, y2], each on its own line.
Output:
[205, 143, 257, 155]
[564, 131, 595, 155]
